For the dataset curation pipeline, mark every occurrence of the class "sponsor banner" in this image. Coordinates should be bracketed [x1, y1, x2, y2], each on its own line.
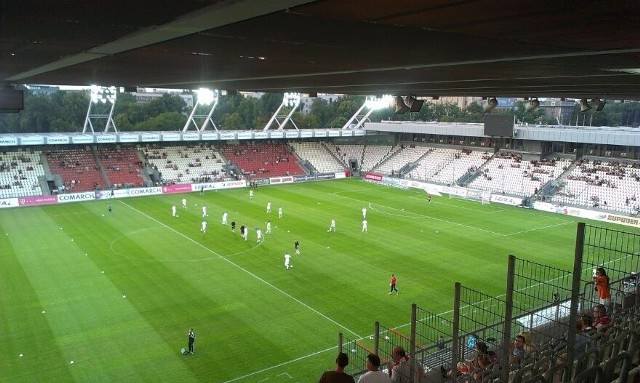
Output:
[96, 135, 117, 143]
[162, 184, 192, 193]
[353, 130, 366, 136]
[71, 135, 94, 144]
[161, 133, 181, 142]
[119, 134, 139, 143]
[201, 132, 219, 141]
[214, 180, 246, 189]
[269, 131, 284, 139]
[95, 189, 128, 199]
[0, 198, 19, 208]
[127, 187, 163, 197]
[46, 135, 70, 144]
[0, 136, 18, 146]
[182, 133, 200, 141]
[491, 194, 523, 206]
[314, 131, 327, 138]
[57, 191, 97, 203]
[603, 214, 640, 228]
[19, 136, 45, 145]
[219, 132, 236, 140]
[269, 176, 294, 184]
[253, 132, 268, 139]
[285, 131, 299, 138]
[300, 130, 313, 138]
[364, 172, 383, 182]
[141, 133, 161, 142]
[19, 195, 58, 206]
[335, 172, 346, 179]
[533, 202, 640, 228]
[316, 173, 336, 180]
[293, 175, 317, 182]
[237, 132, 252, 140]
[341, 130, 353, 137]
[328, 130, 340, 137]
[192, 183, 218, 192]
[253, 178, 271, 186]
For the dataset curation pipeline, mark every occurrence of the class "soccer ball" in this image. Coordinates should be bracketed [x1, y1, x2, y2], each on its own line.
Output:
[436, 230, 439, 234]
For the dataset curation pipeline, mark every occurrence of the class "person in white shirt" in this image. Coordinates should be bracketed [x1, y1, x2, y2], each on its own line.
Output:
[328, 219, 336, 232]
[265, 220, 272, 234]
[249, 189, 254, 199]
[202, 205, 208, 217]
[278, 207, 283, 218]
[266, 202, 271, 213]
[362, 207, 367, 219]
[358, 353, 391, 383]
[362, 219, 368, 232]
[222, 212, 228, 225]
[256, 228, 263, 242]
[172, 205, 178, 217]
[200, 220, 207, 234]
[284, 252, 292, 269]
[182, 198, 187, 208]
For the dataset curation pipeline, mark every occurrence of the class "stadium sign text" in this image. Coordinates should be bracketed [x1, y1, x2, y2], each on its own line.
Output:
[57, 192, 96, 203]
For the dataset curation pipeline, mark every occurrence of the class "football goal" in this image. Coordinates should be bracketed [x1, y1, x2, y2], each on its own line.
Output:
[448, 186, 491, 205]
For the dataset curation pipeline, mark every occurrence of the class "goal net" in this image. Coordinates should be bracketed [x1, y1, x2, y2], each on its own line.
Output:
[448, 186, 491, 205]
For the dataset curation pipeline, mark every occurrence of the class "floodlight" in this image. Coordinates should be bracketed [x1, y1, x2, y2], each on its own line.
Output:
[90, 85, 116, 104]
[284, 92, 301, 107]
[196, 88, 215, 105]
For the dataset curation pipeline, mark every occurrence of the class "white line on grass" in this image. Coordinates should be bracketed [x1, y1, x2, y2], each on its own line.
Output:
[120, 201, 363, 341]
[222, 344, 337, 383]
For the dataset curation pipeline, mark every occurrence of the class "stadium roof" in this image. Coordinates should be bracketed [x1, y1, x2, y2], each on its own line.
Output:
[2, 0, 640, 100]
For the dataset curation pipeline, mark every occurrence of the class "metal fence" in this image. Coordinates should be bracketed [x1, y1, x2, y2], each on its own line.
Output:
[338, 222, 640, 383]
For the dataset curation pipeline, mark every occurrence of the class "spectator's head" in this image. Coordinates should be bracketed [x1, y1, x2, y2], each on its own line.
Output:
[336, 352, 349, 368]
[595, 267, 607, 277]
[593, 304, 607, 317]
[475, 341, 488, 354]
[391, 346, 406, 362]
[513, 335, 526, 349]
[365, 353, 381, 371]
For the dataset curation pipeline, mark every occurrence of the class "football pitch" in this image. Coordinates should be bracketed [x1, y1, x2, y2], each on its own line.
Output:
[0, 178, 617, 382]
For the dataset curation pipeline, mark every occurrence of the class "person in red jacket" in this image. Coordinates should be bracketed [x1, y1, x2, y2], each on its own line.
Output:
[593, 267, 611, 306]
[389, 274, 398, 294]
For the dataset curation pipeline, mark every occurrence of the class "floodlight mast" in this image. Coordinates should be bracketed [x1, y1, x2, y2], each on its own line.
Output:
[342, 96, 389, 129]
[263, 92, 301, 131]
[182, 89, 219, 132]
[82, 86, 118, 133]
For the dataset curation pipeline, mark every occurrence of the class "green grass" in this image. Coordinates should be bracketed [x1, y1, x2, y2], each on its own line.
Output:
[1, 178, 634, 382]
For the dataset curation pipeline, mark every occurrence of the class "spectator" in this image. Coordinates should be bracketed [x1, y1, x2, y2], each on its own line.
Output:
[592, 304, 611, 333]
[318, 352, 355, 383]
[510, 335, 526, 367]
[386, 346, 410, 382]
[593, 267, 611, 306]
[358, 353, 391, 383]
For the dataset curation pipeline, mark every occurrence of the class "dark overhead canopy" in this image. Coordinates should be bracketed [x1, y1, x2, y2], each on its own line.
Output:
[2, 0, 639, 100]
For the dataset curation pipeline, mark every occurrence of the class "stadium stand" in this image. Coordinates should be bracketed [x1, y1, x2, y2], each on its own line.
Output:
[552, 159, 640, 216]
[289, 141, 344, 173]
[45, 148, 106, 192]
[0, 149, 45, 198]
[468, 152, 571, 197]
[220, 141, 305, 179]
[142, 144, 229, 185]
[96, 146, 145, 189]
